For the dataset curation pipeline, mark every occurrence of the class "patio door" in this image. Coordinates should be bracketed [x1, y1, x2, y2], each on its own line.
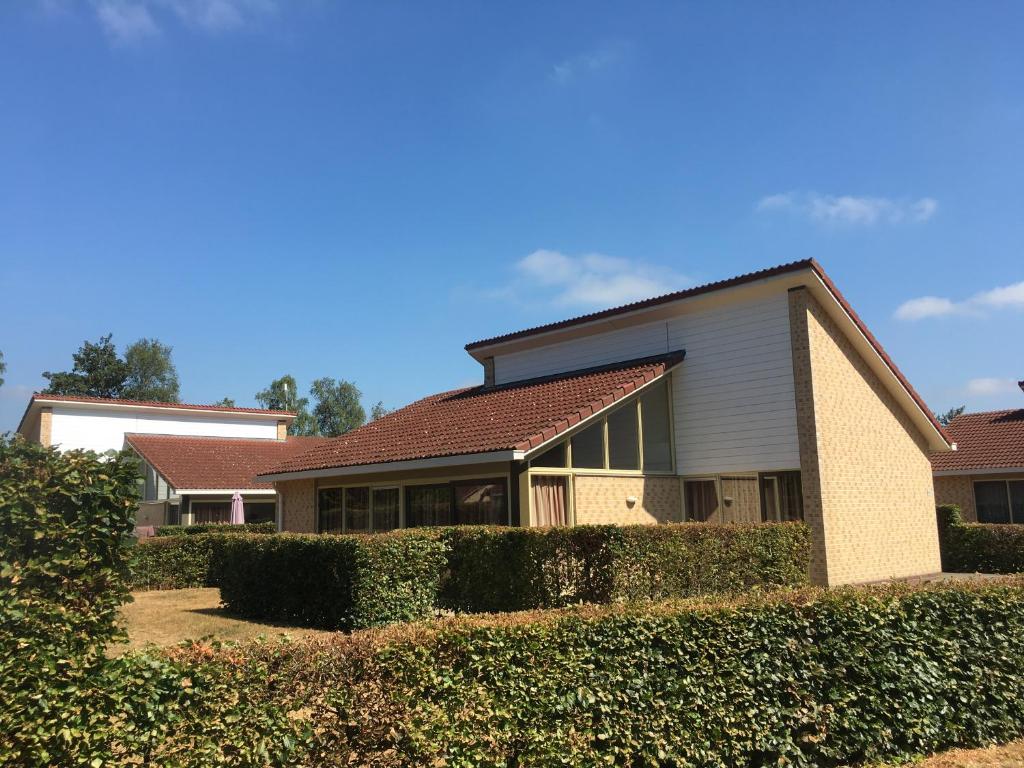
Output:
[531, 475, 569, 527]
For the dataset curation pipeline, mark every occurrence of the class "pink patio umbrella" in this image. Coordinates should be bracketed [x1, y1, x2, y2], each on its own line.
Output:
[230, 491, 245, 525]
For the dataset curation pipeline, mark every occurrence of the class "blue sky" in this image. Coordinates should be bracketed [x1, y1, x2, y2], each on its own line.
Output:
[2, 1, 1023, 431]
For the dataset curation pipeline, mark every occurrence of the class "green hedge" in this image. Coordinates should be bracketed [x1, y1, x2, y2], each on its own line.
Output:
[217, 532, 449, 630]
[128, 532, 250, 590]
[155, 521, 276, 536]
[439, 521, 811, 613]
[938, 504, 1024, 573]
[151, 579, 1024, 767]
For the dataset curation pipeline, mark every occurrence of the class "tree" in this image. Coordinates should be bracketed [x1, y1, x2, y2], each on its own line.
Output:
[42, 334, 128, 398]
[311, 377, 366, 437]
[937, 405, 966, 427]
[256, 375, 316, 435]
[122, 339, 179, 402]
[213, 397, 236, 407]
[370, 401, 391, 421]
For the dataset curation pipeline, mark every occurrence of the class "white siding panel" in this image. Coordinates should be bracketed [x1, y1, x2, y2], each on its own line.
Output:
[492, 292, 800, 474]
[49, 407, 279, 454]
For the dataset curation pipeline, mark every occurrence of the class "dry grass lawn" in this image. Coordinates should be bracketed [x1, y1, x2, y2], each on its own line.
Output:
[880, 743, 1024, 768]
[116, 587, 332, 653]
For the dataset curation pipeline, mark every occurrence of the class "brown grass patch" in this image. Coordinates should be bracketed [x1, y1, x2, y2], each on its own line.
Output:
[880, 742, 1024, 768]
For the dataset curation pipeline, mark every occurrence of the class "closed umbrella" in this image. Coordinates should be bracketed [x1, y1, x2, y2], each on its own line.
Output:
[230, 492, 245, 525]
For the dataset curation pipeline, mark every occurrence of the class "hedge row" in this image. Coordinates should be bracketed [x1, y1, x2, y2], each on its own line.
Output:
[217, 523, 810, 629]
[439, 521, 810, 612]
[938, 504, 1024, 573]
[91, 579, 1024, 766]
[154, 521, 276, 537]
[127, 534, 236, 590]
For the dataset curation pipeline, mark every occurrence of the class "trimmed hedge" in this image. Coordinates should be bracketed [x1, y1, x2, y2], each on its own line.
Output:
[938, 504, 1024, 573]
[128, 532, 248, 590]
[439, 521, 811, 613]
[217, 532, 449, 630]
[155, 521, 277, 537]
[155, 578, 1024, 767]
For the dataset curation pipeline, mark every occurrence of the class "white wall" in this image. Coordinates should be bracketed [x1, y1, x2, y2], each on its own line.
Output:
[493, 292, 801, 475]
[49, 406, 279, 454]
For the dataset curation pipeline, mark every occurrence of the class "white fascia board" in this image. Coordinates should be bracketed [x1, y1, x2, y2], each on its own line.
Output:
[36, 398, 294, 422]
[933, 468, 1024, 477]
[258, 450, 524, 482]
[176, 488, 278, 495]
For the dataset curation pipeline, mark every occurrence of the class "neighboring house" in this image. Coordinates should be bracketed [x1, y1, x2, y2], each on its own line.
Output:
[124, 434, 328, 527]
[260, 259, 952, 586]
[932, 382, 1024, 523]
[17, 394, 295, 452]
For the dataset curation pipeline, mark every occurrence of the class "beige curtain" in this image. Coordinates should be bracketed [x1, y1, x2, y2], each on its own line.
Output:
[532, 476, 568, 527]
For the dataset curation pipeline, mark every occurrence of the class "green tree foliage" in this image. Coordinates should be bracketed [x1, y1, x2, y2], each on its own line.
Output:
[213, 397, 236, 407]
[370, 400, 391, 421]
[937, 405, 966, 427]
[255, 374, 316, 435]
[122, 338, 180, 402]
[42, 333, 129, 397]
[311, 377, 366, 437]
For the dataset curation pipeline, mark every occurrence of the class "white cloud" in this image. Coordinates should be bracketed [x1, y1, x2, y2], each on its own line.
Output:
[94, 0, 159, 42]
[966, 378, 1021, 397]
[509, 249, 689, 308]
[895, 280, 1024, 321]
[550, 44, 624, 85]
[57, 0, 274, 42]
[756, 191, 938, 226]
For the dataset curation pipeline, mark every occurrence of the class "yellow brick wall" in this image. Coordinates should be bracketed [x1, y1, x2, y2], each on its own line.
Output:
[276, 420, 288, 440]
[39, 408, 53, 447]
[790, 288, 941, 585]
[277, 479, 317, 532]
[933, 475, 976, 521]
[572, 474, 681, 525]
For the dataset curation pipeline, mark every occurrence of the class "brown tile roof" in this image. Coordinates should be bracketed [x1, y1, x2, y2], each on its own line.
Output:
[29, 393, 295, 416]
[464, 258, 950, 446]
[932, 409, 1024, 472]
[263, 352, 685, 477]
[125, 434, 329, 490]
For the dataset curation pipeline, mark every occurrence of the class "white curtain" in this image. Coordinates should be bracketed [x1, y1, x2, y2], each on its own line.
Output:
[532, 476, 568, 527]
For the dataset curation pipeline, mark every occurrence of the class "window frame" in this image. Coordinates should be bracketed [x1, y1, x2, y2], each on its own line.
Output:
[972, 479, 1024, 524]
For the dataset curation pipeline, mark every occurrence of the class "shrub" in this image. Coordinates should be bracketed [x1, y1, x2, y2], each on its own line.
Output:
[218, 532, 449, 630]
[155, 521, 276, 537]
[439, 521, 810, 613]
[127, 532, 245, 590]
[0, 437, 138, 765]
[938, 504, 1024, 573]
[173, 578, 1024, 767]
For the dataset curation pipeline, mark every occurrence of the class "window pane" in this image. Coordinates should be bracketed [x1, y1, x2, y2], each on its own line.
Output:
[608, 404, 640, 470]
[975, 481, 1010, 524]
[318, 488, 344, 533]
[532, 442, 566, 468]
[452, 480, 507, 525]
[760, 472, 804, 522]
[684, 480, 719, 522]
[245, 503, 276, 524]
[372, 487, 399, 532]
[571, 421, 604, 469]
[1008, 481, 1024, 524]
[345, 487, 370, 532]
[405, 484, 452, 527]
[640, 381, 673, 472]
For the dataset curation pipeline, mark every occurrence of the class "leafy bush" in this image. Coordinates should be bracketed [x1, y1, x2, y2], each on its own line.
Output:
[0, 437, 138, 765]
[938, 504, 1024, 573]
[439, 522, 810, 613]
[155, 521, 276, 537]
[218, 532, 449, 630]
[174, 578, 1024, 767]
[127, 532, 244, 590]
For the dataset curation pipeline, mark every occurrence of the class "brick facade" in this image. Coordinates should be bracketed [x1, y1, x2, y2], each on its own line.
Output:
[276, 420, 288, 440]
[789, 287, 941, 585]
[933, 475, 977, 521]
[277, 478, 316, 532]
[39, 407, 52, 447]
[572, 475, 681, 525]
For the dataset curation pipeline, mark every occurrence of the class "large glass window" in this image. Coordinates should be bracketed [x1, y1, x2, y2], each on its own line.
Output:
[452, 479, 507, 525]
[344, 487, 370, 532]
[318, 488, 344, 532]
[975, 481, 1011, 524]
[759, 472, 804, 522]
[640, 381, 673, 472]
[245, 502, 276, 524]
[1011, 481, 1024, 524]
[532, 442, 567, 468]
[372, 487, 400, 531]
[571, 421, 605, 469]
[608, 404, 640, 470]
[406, 484, 452, 527]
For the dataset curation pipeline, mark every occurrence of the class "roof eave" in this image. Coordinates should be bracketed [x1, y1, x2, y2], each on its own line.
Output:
[258, 449, 526, 482]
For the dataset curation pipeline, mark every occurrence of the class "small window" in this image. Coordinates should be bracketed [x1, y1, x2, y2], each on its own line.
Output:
[345, 487, 370, 532]
[318, 488, 344, 533]
[760, 472, 804, 522]
[532, 442, 567, 468]
[975, 481, 1011, 524]
[684, 479, 719, 522]
[1010, 481, 1024, 524]
[571, 421, 605, 469]
[406, 484, 452, 527]
[608, 404, 640, 470]
[452, 479, 508, 525]
[640, 381, 673, 472]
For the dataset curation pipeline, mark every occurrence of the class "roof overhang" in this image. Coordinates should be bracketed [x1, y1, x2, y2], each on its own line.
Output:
[933, 467, 1024, 477]
[177, 488, 277, 496]
[258, 449, 525, 482]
